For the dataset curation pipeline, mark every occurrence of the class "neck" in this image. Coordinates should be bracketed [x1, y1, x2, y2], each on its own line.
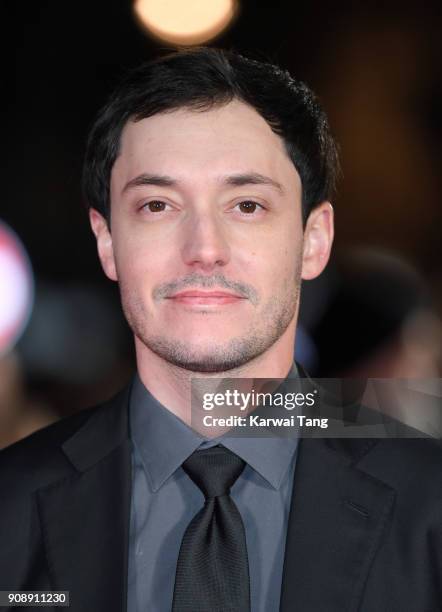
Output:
[135, 326, 296, 428]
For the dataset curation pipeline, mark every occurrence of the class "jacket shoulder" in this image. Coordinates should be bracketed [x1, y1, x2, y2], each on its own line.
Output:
[0, 385, 130, 493]
[362, 436, 442, 482]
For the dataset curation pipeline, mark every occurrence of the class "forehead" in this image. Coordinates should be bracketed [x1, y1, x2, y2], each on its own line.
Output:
[112, 99, 301, 193]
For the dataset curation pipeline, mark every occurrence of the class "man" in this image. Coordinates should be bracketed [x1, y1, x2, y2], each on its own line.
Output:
[1, 47, 441, 612]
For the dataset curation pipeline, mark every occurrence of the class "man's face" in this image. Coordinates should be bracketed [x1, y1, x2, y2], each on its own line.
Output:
[91, 99, 332, 372]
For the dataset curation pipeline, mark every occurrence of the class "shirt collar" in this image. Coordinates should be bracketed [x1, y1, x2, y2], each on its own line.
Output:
[130, 363, 299, 492]
[130, 375, 204, 492]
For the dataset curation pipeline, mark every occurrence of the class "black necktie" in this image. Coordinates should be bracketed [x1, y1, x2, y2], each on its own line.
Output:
[172, 445, 251, 612]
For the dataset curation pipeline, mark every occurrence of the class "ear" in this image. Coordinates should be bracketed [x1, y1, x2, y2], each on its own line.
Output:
[89, 208, 118, 281]
[301, 202, 334, 280]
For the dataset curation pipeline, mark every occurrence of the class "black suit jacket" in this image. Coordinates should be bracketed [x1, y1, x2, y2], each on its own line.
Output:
[0, 381, 441, 612]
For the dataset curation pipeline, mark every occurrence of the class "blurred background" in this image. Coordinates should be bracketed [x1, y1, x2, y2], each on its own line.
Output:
[1, 0, 441, 446]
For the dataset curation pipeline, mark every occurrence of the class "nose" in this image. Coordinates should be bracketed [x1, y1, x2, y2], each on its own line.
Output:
[181, 211, 230, 272]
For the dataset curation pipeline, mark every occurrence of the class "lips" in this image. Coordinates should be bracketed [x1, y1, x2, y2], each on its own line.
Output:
[167, 290, 245, 305]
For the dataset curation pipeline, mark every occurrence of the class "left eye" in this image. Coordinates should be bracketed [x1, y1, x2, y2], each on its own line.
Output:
[235, 201, 263, 214]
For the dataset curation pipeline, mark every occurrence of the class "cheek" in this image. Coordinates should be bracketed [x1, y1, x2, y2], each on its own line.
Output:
[111, 212, 180, 276]
[242, 249, 295, 304]
[111, 232, 157, 293]
[244, 226, 301, 284]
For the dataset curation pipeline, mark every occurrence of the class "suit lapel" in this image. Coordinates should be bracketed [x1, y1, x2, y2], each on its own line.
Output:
[280, 437, 396, 612]
[36, 386, 133, 612]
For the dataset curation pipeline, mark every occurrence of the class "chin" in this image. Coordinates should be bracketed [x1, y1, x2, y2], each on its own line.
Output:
[164, 354, 251, 374]
[144, 334, 263, 374]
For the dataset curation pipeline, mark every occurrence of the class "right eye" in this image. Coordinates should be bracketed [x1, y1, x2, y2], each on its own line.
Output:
[143, 200, 169, 212]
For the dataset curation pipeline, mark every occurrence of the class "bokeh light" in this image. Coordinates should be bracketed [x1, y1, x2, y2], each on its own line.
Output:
[0, 221, 33, 355]
[133, 0, 238, 45]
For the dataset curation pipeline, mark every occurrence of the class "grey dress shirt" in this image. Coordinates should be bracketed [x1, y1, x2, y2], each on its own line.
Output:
[127, 372, 299, 612]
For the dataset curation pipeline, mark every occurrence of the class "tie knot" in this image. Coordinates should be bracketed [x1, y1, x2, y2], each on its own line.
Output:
[182, 445, 246, 499]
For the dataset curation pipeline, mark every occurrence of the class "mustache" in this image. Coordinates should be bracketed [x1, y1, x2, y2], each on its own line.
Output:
[153, 272, 259, 305]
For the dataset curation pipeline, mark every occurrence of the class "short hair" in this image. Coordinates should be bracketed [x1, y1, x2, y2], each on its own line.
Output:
[83, 47, 339, 224]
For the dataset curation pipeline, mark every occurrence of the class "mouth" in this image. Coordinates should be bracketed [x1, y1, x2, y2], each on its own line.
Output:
[166, 290, 246, 306]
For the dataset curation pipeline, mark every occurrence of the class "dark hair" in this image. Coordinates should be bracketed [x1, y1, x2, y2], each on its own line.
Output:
[83, 47, 339, 224]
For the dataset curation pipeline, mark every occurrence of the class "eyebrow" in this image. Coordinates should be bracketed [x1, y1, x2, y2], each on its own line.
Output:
[121, 172, 285, 195]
